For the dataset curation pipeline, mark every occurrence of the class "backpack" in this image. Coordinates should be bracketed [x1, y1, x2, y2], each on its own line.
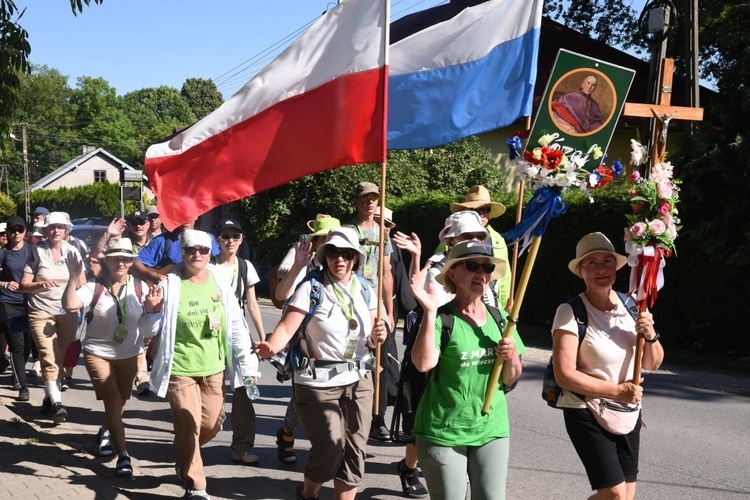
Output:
[271, 268, 372, 382]
[233, 257, 249, 307]
[85, 277, 144, 325]
[390, 302, 511, 443]
[542, 291, 639, 408]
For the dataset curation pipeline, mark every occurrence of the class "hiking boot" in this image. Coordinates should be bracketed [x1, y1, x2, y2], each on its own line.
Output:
[183, 489, 210, 500]
[369, 416, 389, 441]
[94, 428, 114, 457]
[231, 450, 259, 465]
[18, 387, 30, 402]
[397, 459, 428, 498]
[276, 427, 297, 464]
[51, 402, 68, 424]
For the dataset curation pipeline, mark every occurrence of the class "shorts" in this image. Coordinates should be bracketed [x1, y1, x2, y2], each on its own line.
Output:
[84, 351, 139, 402]
[563, 407, 641, 490]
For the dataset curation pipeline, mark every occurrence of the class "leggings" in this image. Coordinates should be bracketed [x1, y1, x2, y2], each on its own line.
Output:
[416, 436, 510, 500]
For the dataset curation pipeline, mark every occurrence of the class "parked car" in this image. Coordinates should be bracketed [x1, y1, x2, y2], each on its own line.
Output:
[70, 225, 107, 251]
[71, 216, 113, 226]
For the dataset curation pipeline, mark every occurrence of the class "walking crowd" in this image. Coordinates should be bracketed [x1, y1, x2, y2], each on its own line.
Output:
[0, 182, 663, 500]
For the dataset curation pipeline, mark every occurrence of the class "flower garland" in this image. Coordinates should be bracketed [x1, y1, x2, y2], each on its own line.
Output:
[507, 132, 609, 191]
[624, 139, 680, 253]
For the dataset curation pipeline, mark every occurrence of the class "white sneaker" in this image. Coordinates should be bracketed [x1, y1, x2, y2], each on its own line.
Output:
[30, 361, 41, 378]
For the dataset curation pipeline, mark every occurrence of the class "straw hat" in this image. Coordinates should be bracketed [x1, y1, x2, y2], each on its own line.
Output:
[567, 232, 627, 275]
[103, 238, 138, 259]
[317, 227, 366, 267]
[438, 211, 487, 245]
[306, 214, 341, 240]
[436, 240, 506, 286]
[373, 206, 395, 229]
[450, 185, 506, 219]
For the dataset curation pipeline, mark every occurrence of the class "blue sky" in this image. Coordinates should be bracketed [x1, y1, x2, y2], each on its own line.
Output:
[17, 0, 449, 99]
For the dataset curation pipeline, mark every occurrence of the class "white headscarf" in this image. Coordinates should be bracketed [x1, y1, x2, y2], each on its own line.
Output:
[179, 229, 213, 256]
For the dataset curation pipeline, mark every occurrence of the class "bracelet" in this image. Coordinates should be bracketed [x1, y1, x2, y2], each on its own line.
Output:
[644, 331, 660, 343]
[3, 282, 7, 289]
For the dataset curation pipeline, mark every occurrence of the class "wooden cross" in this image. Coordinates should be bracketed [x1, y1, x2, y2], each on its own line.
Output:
[622, 58, 704, 169]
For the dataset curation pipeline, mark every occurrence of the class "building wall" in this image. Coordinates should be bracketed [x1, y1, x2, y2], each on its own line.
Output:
[43, 155, 123, 190]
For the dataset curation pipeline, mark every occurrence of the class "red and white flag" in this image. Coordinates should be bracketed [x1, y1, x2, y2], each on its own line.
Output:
[145, 0, 388, 229]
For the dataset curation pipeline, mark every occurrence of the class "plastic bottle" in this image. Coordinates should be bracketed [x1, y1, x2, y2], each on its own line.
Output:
[243, 376, 260, 400]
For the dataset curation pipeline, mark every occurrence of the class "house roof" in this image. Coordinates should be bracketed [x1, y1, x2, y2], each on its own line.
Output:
[28, 147, 140, 192]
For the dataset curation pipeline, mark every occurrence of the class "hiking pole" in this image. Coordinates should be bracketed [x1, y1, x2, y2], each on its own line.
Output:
[481, 235, 541, 415]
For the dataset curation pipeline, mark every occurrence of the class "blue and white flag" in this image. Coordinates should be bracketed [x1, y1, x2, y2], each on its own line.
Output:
[388, 0, 543, 150]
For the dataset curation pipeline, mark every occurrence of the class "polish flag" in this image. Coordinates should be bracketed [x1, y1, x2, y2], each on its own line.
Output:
[145, 0, 388, 229]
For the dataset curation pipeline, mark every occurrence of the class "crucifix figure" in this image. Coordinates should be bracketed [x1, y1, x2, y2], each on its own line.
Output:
[622, 58, 704, 170]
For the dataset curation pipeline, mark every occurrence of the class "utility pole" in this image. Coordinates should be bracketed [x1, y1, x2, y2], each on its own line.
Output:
[684, 0, 700, 132]
[21, 123, 30, 223]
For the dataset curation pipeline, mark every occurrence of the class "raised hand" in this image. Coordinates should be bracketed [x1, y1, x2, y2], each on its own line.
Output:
[107, 218, 126, 237]
[410, 275, 438, 314]
[392, 231, 421, 257]
[294, 239, 315, 268]
[144, 284, 164, 313]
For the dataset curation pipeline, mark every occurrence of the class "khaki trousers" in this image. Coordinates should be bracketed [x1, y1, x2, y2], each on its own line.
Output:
[28, 310, 79, 383]
[167, 371, 226, 491]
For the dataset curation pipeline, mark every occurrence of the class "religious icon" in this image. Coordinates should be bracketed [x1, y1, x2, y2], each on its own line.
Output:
[549, 69, 616, 136]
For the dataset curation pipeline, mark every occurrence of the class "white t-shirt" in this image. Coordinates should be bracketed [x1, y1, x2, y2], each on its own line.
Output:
[25, 241, 84, 315]
[213, 258, 260, 297]
[288, 273, 376, 388]
[77, 277, 157, 360]
[277, 246, 321, 298]
[551, 293, 638, 409]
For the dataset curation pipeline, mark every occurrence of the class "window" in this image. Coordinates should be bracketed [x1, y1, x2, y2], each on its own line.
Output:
[94, 170, 106, 183]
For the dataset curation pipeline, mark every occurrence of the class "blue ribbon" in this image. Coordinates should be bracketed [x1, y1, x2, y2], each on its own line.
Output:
[507, 136, 523, 160]
[502, 187, 568, 255]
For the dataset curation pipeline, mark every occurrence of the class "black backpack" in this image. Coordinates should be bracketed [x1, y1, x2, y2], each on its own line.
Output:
[390, 302, 511, 443]
[542, 292, 639, 407]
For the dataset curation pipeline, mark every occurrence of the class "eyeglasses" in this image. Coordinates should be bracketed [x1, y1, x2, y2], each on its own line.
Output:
[47, 224, 67, 232]
[326, 247, 358, 260]
[218, 233, 242, 241]
[0, 233, 5, 237]
[183, 246, 210, 255]
[462, 232, 487, 242]
[473, 207, 491, 215]
[461, 261, 495, 274]
[9, 226, 26, 234]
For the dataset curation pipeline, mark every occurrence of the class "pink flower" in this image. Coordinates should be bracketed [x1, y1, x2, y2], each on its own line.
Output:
[662, 213, 673, 226]
[630, 222, 647, 238]
[667, 223, 677, 240]
[658, 202, 670, 214]
[657, 181, 674, 199]
[629, 189, 637, 197]
[649, 219, 666, 236]
[629, 171, 641, 183]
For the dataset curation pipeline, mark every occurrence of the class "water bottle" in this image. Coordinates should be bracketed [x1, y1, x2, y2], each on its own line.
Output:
[243, 376, 260, 400]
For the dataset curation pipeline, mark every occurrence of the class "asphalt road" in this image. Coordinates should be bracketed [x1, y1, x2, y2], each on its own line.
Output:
[7, 300, 750, 499]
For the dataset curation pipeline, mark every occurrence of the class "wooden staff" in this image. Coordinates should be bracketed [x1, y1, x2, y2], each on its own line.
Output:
[482, 235, 541, 414]
[373, 161, 387, 414]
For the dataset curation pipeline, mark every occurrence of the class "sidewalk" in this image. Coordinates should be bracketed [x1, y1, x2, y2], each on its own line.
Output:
[0, 396, 125, 500]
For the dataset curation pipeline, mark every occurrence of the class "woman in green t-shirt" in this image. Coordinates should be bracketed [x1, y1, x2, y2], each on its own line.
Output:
[409, 240, 524, 500]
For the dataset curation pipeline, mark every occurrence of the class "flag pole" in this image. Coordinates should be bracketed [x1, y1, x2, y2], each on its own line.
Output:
[508, 117, 531, 307]
[482, 235, 541, 415]
[373, 0, 390, 415]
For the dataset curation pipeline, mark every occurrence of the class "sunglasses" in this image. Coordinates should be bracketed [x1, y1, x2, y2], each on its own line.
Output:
[461, 260, 495, 274]
[147, 214, 160, 220]
[473, 207, 491, 215]
[8, 227, 25, 234]
[326, 247, 358, 260]
[219, 233, 242, 241]
[0, 232, 5, 237]
[184, 246, 210, 255]
[130, 220, 147, 226]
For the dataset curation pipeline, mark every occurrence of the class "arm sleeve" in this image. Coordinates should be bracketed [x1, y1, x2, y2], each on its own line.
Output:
[137, 237, 165, 267]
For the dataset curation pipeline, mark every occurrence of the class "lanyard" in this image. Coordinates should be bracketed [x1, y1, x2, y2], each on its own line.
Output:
[108, 276, 129, 325]
[331, 275, 357, 327]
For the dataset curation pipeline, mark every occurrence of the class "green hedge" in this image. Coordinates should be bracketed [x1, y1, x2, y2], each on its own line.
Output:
[19, 182, 143, 219]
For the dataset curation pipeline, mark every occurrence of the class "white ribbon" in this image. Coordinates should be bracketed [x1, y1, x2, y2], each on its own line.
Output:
[625, 241, 666, 302]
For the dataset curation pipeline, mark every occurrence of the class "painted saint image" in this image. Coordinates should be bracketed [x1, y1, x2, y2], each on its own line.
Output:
[551, 74, 606, 134]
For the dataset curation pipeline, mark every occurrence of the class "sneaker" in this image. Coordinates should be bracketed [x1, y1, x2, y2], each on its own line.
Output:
[61, 377, 71, 391]
[136, 382, 152, 396]
[18, 387, 30, 402]
[115, 455, 133, 478]
[30, 361, 41, 378]
[276, 427, 297, 464]
[397, 459, 428, 498]
[94, 429, 114, 457]
[230, 450, 259, 465]
[295, 483, 318, 500]
[369, 416, 390, 441]
[183, 489, 210, 500]
[51, 402, 68, 424]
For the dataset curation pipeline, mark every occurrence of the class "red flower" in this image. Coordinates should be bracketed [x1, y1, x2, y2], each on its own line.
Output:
[544, 149, 565, 170]
[523, 149, 541, 165]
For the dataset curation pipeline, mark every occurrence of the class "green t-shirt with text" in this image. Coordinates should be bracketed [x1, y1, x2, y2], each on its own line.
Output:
[172, 275, 226, 377]
[413, 305, 525, 447]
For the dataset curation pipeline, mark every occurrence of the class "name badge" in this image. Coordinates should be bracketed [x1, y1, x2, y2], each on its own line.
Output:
[113, 326, 129, 344]
[209, 313, 221, 331]
[343, 338, 358, 360]
[362, 264, 374, 281]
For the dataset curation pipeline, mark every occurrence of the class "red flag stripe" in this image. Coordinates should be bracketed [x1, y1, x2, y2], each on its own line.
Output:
[145, 68, 386, 229]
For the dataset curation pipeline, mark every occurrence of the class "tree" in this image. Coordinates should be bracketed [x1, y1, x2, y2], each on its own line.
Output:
[180, 78, 224, 121]
[121, 86, 197, 149]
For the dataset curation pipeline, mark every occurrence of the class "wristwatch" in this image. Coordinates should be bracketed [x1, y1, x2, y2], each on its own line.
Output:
[644, 331, 661, 343]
